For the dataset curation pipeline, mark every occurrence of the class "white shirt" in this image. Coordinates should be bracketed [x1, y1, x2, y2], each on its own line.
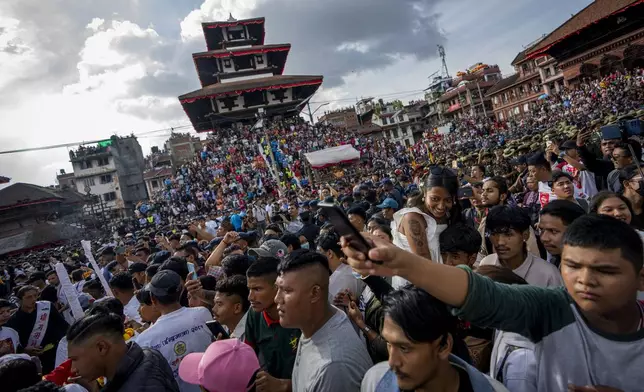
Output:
[329, 263, 364, 302]
[124, 295, 143, 324]
[0, 326, 20, 355]
[134, 306, 213, 392]
[478, 253, 564, 287]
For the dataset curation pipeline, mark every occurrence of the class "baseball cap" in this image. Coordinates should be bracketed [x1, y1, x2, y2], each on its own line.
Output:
[178, 339, 260, 392]
[128, 262, 148, 274]
[147, 269, 182, 297]
[377, 198, 399, 210]
[248, 239, 288, 259]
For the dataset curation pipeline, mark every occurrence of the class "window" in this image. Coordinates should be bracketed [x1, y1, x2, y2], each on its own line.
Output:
[80, 160, 93, 169]
[103, 192, 117, 202]
[499, 112, 504, 121]
[545, 67, 552, 77]
[100, 174, 112, 184]
[83, 178, 95, 187]
[97, 157, 109, 166]
[151, 180, 159, 189]
[392, 129, 399, 138]
[398, 115, 404, 122]
[493, 96, 498, 105]
[523, 103, 530, 112]
[223, 59, 231, 68]
[256, 55, 264, 65]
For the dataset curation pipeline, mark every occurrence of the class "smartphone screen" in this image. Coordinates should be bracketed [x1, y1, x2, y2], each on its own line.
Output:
[187, 262, 197, 280]
[457, 187, 474, 199]
[318, 203, 375, 258]
[206, 320, 230, 339]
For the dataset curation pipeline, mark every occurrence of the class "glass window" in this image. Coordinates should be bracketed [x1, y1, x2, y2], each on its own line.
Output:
[256, 55, 264, 65]
[103, 192, 117, 202]
[100, 174, 112, 184]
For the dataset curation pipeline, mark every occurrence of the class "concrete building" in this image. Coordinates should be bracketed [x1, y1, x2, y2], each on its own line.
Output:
[165, 133, 203, 168]
[67, 136, 148, 219]
[439, 64, 502, 121]
[526, 0, 644, 86]
[56, 169, 76, 190]
[318, 107, 360, 131]
[369, 100, 415, 146]
[424, 77, 452, 127]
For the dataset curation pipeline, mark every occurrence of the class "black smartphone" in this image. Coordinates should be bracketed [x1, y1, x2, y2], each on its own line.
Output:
[206, 320, 230, 339]
[318, 202, 377, 262]
[457, 187, 474, 199]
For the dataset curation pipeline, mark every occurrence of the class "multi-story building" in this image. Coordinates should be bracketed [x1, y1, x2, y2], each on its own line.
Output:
[165, 133, 202, 168]
[178, 15, 323, 131]
[143, 147, 174, 199]
[526, 0, 644, 86]
[56, 169, 76, 190]
[67, 136, 147, 218]
[318, 107, 360, 131]
[487, 45, 545, 121]
[424, 77, 452, 126]
[439, 64, 501, 121]
[368, 100, 415, 146]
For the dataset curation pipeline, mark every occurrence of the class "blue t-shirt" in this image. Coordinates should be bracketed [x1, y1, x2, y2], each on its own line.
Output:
[230, 214, 243, 231]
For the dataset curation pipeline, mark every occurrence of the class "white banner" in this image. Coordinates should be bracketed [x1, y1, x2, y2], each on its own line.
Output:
[81, 240, 114, 297]
[55, 262, 85, 321]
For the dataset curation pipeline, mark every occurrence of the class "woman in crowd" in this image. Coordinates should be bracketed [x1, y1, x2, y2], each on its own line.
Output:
[390, 167, 459, 288]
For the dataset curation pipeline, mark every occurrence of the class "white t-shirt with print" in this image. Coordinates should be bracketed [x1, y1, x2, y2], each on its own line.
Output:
[0, 326, 20, 355]
[134, 306, 213, 392]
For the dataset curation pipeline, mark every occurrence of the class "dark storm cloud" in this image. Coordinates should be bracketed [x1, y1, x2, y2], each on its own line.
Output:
[252, 0, 446, 87]
[0, 0, 202, 94]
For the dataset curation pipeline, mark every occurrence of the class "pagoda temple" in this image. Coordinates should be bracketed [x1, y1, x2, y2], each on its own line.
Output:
[179, 15, 324, 132]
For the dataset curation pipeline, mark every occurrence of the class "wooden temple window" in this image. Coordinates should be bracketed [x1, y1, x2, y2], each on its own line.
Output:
[219, 96, 239, 111]
[270, 89, 288, 103]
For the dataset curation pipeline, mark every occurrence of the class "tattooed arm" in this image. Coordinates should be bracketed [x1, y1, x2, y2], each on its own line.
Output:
[401, 212, 432, 260]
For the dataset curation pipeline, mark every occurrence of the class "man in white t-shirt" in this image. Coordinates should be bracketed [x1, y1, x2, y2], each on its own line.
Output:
[0, 300, 19, 356]
[135, 270, 213, 392]
[108, 272, 143, 324]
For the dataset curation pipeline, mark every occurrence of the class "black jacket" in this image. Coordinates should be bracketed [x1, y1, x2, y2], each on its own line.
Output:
[102, 342, 180, 392]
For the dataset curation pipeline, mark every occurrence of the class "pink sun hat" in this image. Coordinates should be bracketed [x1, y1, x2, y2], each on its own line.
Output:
[179, 339, 260, 392]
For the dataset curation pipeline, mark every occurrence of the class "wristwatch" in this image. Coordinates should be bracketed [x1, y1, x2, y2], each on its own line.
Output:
[362, 325, 371, 334]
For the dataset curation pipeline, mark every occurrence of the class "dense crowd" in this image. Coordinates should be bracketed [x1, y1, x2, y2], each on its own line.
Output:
[0, 69, 643, 392]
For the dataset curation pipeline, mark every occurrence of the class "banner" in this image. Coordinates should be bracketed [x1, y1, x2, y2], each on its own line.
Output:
[55, 262, 85, 321]
[81, 240, 114, 297]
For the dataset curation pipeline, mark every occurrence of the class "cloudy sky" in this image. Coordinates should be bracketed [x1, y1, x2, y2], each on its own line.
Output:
[0, 0, 592, 187]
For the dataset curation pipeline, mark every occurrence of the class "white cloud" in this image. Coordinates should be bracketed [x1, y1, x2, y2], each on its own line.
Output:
[86, 17, 105, 31]
[179, 0, 259, 41]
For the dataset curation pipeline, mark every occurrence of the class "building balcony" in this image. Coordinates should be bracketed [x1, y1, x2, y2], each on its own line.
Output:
[542, 71, 564, 84]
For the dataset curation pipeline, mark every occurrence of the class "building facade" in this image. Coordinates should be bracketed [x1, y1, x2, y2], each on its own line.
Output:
[179, 15, 323, 132]
[318, 107, 360, 131]
[526, 0, 644, 86]
[165, 133, 202, 168]
[439, 64, 502, 121]
[68, 136, 147, 218]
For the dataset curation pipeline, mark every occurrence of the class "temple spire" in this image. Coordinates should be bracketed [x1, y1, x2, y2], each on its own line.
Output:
[227, 13, 236, 22]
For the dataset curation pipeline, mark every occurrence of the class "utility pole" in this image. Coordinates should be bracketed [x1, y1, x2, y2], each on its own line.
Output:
[307, 102, 314, 125]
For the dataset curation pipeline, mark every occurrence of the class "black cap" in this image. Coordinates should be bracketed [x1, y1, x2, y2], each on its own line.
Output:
[100, 246, 115, 256]
[151, 250, 171, 265]
[128, 262, 148, 274]
[147, 270, 182, 297]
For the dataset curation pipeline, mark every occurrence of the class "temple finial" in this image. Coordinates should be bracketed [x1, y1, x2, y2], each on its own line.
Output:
[227, 13, 236, 22]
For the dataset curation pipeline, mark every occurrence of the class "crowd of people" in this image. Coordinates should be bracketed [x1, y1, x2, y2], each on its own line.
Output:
[0, 69, 643, 392]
